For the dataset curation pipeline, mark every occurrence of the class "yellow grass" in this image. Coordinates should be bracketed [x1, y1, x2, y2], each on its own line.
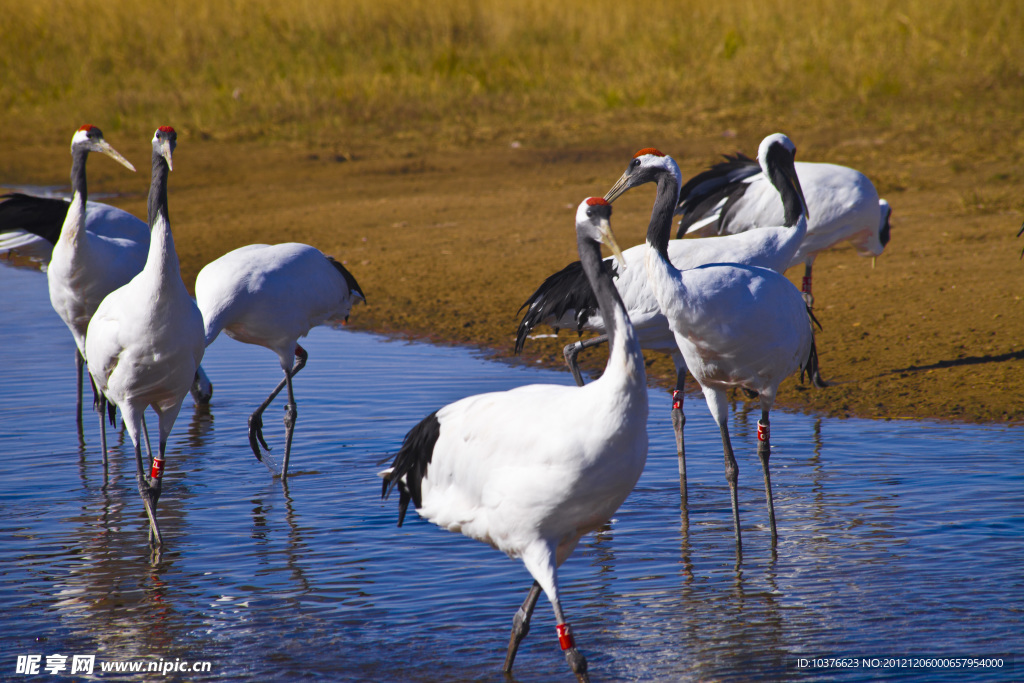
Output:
[2, 0, 1022, 152]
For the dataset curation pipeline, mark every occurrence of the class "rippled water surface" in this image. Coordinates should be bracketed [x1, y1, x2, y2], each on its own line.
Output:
[1, 265, 1021, 681]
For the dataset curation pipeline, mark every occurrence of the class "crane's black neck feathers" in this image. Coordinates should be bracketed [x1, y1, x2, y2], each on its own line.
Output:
[0, 193, 68, 245]
[148, 152, 170, 229]
[381, 411, 441, 526]
[69, 147, 90, 205]
[648, 173, 681, 260]
[764, 144, 803, 227]
[576, 229, 627, 352]
[514, 258, 617, 354]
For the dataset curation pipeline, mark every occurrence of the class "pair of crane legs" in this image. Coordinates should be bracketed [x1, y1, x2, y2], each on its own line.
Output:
[75, 345, 308, 546]
[504, 581, 590, 683]
[564, 336, 781, 552]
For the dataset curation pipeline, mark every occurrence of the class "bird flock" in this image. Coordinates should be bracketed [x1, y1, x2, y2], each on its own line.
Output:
[0, 125, 892, 682]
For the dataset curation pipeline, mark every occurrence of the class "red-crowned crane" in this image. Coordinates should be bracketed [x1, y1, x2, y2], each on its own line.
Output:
[603, 148, 817, 547]
[36, 126, 138, 433]
[193, 242, 365, 478]
[381, 198, 647, 682]
[517, 134, 812, 499]
[86, 127, 206, 546]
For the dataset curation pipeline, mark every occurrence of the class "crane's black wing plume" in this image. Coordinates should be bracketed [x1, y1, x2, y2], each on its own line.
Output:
[675, 153, 761, 238]
[514, 258, 617, 354]
[0, 193, 68, 245]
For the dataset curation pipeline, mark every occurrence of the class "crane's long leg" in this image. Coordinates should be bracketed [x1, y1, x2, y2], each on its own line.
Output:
[550, 598, 590, 683]
[280, 348, 306, 478]
[757, 409, 778, 544]
[503, 581, 543, 673]
[671, 365, 687, 504]
[248, 346, 308, 476]
[718, 420, 742, 551]
[705, 388, 741, 549]
[562, 335, 608, 387]
[76, 351, 85, 431]
[97, 395, 109, 474]
[133, 428, 163, 547]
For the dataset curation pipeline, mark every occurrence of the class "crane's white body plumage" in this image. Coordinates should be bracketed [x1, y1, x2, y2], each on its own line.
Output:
[86, 202, 204, 445]
[643, 256, 811, 412]
[678, 159, 891, 271]
[542, 221, 803, 355]
[194, 241, 365, 476]
[196, 242, 363, 366]
[414, 358, 647, 584]
[48, 196, 148, 358]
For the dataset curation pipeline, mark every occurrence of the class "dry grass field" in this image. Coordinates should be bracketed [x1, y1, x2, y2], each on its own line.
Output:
[1, 0, 1023, 422]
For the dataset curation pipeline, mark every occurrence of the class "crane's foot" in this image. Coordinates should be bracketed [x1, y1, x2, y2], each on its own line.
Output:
[136, 473, 163, 546]
[248, 412, 281, 475]
[557, 624, 589, 683]
[811, 367, 832, 388]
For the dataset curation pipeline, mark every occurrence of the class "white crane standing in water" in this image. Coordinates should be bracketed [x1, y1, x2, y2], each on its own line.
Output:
[37, 126, 138, 434]
[86, 127, 206, 546]
[604, 148, 816, 547]
[380, 198, 647, 682]
[193, 242, 365, 478]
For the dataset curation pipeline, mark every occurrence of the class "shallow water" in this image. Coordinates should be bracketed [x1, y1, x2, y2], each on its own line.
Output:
[1, 264, 1021, 682]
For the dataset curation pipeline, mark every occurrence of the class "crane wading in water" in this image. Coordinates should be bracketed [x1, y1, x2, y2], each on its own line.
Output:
[86, 127, 205, 546]
[381, 198, 647, 682]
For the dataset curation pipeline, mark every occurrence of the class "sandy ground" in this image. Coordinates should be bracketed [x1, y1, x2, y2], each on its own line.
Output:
[3, 132, 1022, 424]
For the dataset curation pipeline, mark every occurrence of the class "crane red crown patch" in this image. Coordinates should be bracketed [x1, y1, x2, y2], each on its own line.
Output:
[77, 124, 97, 132]
[585, 197, 610, 206]
[633, 147, 665, 158]
[158, 125, 175, 133]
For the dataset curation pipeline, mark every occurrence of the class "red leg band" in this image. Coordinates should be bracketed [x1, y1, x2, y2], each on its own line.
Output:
[801, 275, 812, 294]
[556, 623, 575, 650]
[150, 458, 165, 479]
[757, 422, 769, 442]
[671, 389, 682, 411]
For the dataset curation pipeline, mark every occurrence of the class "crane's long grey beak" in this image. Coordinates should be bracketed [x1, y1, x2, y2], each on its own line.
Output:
[597, 217, 626, 268]
[159, 141, 174, 172]
[603, 173, 631, 204]
[97, 141, 136, 173]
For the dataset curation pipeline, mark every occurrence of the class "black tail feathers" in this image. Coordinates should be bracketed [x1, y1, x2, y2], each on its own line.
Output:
[327, 256, 367, 303]
[381, 411, 441, 526]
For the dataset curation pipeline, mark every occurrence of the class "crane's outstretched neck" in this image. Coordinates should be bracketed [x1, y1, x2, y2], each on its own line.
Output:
[58, 148, 91, 248]
[578, 232, 643, 381]
[145, 144, 181, 287]
[646, 173, 682, 263]
[70, 148, 89, 207]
